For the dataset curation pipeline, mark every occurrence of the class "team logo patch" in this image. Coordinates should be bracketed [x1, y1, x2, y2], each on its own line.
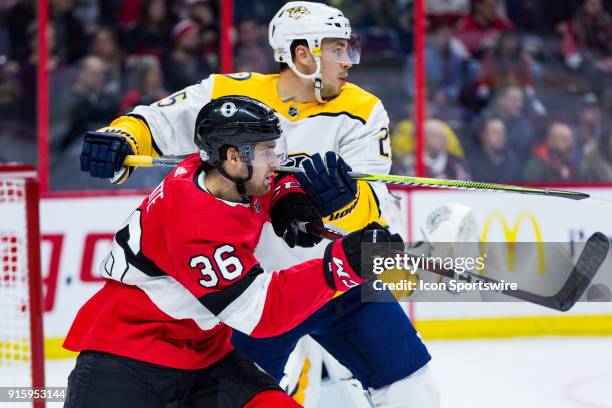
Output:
[288, 106, 298, 117]
[220, 102, 237, 117]
[223, 72, 252, 81]
[285, 6, 310, 19]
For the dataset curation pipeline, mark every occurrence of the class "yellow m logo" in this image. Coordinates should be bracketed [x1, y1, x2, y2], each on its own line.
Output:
[480, 211, 545, 276]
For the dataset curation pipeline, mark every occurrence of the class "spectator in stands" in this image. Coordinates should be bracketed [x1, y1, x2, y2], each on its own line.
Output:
[51, 0, 87, 64]
[6, 0, 35, 64]
[574, 93, 604, 149]
[119, 55, 168, 114]
[406, 19, 466, 109]
[58, 56, 120, 151]
[424, 119, 471, 179]
[525, 122, 576, 182]
[0, 59, 21, 116]
[455, 0, 514, 57]
[578, 123, 612, 181]
[90, 26, 123, 91]
[124, 0, 174, 57]
[485, 85, 535, 158]
[234, 19, 273, 73]
[390, 126, 412, 175]
[467, 116, 523, 182]
[392, 101, 466, 159]
[163, 19, 211, 92]
[572, 0, 612, 71]
[473, 31, 535, 102]
[337, 0, 400, 55]
[19, 23, 61, 128]
[186, 0, 219, 70]
[426, 0, 469, 16]
[390, 110, 467, 176]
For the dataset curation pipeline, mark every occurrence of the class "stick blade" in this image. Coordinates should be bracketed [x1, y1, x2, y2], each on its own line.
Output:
[555, 232, 610, 311]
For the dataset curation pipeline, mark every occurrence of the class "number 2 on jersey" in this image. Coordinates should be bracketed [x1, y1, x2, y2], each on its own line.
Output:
[377, 127, 391, 158]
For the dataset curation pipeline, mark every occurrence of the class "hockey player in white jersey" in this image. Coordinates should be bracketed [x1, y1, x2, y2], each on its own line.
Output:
[79, 2, 439, 407]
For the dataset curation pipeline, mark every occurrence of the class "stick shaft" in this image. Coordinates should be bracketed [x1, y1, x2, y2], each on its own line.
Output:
[123, 155, 589, 200]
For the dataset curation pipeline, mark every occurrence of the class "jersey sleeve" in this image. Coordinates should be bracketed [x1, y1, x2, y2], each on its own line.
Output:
[328, 100, 392, 231]
[129, 75, 215, 155]
[97, 75, 217, 158]
[166, 233, 334, 338]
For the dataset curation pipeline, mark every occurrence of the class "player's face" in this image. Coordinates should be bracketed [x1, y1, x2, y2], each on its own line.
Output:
[319, 38, 358, 100]
[244, 140, 279, 196]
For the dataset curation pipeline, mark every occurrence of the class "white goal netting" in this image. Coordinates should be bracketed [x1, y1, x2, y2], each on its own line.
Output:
[0, 167, 43, 400]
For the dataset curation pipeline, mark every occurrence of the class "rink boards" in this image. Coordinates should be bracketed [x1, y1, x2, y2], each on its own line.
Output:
[39, 186, 612, 358]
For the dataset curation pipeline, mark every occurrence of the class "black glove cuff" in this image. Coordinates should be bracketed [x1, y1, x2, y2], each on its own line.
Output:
[270, 193, 324, 248]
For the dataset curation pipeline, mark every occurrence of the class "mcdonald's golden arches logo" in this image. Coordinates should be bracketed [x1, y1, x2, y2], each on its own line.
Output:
[480, 211, 545, 276]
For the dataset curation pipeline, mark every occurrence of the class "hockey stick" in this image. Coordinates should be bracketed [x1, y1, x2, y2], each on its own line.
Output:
[301, 223, 610, 312]
[123, 155, 589, 201]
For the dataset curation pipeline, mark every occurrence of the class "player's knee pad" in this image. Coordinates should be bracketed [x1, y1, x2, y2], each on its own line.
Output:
[369, 364, 440, 408]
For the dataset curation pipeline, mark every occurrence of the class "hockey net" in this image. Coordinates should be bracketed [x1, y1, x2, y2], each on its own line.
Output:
[0, 164, 45, 399]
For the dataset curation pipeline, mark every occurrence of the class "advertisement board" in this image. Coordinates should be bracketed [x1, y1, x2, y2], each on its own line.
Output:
[38, 187, 612, 356]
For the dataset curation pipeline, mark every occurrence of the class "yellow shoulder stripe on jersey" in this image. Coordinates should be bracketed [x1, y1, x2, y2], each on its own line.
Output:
[211, 73, 380, 124]
[105, 116, 160, 158]
[324, 181, 385, 232]
[321, 83, 380, 124]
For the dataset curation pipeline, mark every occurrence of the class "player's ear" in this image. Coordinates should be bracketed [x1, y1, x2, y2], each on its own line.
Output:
[294, 44, 313, 68]
[223, 146, 237, 162]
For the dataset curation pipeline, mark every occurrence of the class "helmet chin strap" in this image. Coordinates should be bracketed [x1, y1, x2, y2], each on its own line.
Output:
[287, 56, 326, 103]
[217, 165, 253, 204]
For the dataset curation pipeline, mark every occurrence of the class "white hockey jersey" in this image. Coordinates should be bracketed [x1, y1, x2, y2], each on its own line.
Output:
[107, 72, 392, 270]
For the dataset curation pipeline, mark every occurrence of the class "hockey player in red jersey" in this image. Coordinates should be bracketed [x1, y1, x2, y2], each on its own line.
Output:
[63, 96, 401, 408]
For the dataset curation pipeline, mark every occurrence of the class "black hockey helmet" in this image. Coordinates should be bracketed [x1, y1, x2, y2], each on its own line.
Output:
[194, 95, 282, 167]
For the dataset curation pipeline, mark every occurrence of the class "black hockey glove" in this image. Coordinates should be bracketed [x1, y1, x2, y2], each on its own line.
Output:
[80, 131, 135, 183]
[323, 222, 403, 290]
[295, 152, 358, 217]
[270, 193, 324, 248]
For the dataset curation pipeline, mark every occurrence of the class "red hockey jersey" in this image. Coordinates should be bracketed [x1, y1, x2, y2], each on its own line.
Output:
[64, 154, 335, 369]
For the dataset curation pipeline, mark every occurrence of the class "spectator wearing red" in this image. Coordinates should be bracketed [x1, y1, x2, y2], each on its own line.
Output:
[162, 19, 211, 92]
[475, 31, 534, 96]
[456, 0, 514, 57]
[525, 122, 576, 182]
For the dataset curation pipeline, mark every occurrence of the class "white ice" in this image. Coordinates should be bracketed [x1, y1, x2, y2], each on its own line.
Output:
[41, 337, 612, 407]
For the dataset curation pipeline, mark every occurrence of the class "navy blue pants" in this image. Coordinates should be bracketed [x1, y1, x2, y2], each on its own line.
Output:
[231, 284, 431, 390]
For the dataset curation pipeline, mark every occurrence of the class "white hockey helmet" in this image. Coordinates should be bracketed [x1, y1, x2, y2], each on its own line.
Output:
[268, 1, 360, 102]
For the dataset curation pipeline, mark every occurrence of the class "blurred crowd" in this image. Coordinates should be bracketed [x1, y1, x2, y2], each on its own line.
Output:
[0, 0, 611, 189]
[391, 0, 612, 184]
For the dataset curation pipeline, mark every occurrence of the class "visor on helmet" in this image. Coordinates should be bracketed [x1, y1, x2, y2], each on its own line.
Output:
[319, 33, 361, 65]
[237, 137, 287, 169]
